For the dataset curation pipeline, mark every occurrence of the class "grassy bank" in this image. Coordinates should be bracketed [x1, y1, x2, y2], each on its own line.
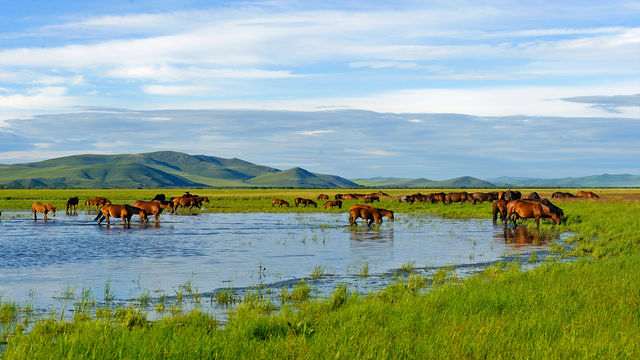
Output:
[2, 189, 639, 358]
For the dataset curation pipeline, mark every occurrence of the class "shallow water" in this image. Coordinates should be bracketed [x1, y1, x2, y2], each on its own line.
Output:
[0, 211, 565, 312]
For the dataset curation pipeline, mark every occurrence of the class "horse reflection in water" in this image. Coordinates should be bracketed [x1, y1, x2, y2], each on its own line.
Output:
[349, 228, 394, 260]
[495, 227, 556, 248]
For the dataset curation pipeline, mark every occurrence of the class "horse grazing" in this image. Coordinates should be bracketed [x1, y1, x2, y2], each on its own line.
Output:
[445, 192, 476, 205]
[492, 200, 508, 223]
[132, 200, 173, 222]
[526, 192, 541, 200]
[506, 199, 565, 226]
[173, 196, 208, 212]
[398, 195, 414, 204]
[364, 196, 379, 203]
[317, 194, 329, 200]
[426, 192, 446, 203]
[296, 198, 317, 207]
[577, 191, 599, 199]
[86, 197, 111, 210]
[65, 197, 79, 212]
[152, 194, 166, 202]
[551, 192, 576, 199]
[502, 190, 521, 201]
[94, 204, 148, 226]
[32, 202, 56, 221]
[471, 192, 495, 203]
[324, 200, 342, 209]
[348, 204, 394, 227]
[272, 199, 290, 207]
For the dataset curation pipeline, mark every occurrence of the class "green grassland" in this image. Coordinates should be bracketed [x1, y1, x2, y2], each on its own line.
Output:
[2, 188, 640, 358]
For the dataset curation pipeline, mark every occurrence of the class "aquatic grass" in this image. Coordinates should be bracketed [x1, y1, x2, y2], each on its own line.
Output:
[310, 265, 326, 279]
[399, 260, 416, 273]
[213, 288, 237, 305]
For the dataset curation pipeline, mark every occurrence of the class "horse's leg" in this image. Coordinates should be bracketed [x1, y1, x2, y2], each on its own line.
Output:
[43, 211, 48, 222]
[33, 210, 37, 221]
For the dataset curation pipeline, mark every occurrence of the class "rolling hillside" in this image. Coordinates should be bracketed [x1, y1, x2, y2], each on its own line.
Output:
[0, 152, 355, 188]
[352, 176, 496, 188]
[486, 174, 640, 187]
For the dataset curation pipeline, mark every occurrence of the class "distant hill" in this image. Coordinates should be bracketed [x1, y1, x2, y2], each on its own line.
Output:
[0, 151, 356, 188]
[352, 176, 496, 188]
[486, 174, 640, 187]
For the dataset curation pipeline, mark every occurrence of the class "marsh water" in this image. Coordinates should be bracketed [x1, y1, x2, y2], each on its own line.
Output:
[0, 211, 568, 314]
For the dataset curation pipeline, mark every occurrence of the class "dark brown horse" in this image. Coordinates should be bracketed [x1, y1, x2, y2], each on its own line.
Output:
[471, 192, 496, 203]
[152, 194, 166, 202]
[576, 191, 599, 199]
[296, 198, 317, 207]
[398, 195, 414, 203]
[364, 196, 379, 203]
[551, 192, 576, 199]
[65, 197, 79, 212]
[132, 200, 173, 222]
[502, 190, 521, 201]
[323, 200, 342, 209]
[445, 192, 476, 205]
[272, 199, 290, 207]
[348, 204, 394, 227]
[32, 202, 56, 221]
[526, 192, 541, 200]
[94, 204, 148, 226]
[317, 194, 329, 200]
[427, 192, 446, 203]
[492, 199, 508, 223]
[506, 199, 565, 226]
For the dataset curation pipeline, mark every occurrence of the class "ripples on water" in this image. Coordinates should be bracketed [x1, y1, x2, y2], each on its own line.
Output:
[0, 211, 566, 313]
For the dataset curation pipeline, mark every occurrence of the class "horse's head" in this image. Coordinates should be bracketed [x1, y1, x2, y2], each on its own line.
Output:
[46, 203, 56, 217]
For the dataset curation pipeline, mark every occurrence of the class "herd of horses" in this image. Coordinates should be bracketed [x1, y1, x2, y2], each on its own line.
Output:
[29, 192, 210, 227]
[23, 189, 597, 228]
[271, 189, 599, 228]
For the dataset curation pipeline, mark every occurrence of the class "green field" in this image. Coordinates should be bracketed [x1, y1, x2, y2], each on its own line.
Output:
[2, 189, 640, 358]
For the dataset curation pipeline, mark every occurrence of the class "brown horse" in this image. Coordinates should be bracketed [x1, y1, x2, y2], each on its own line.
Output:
[398, 195, 414, 203]
[317, 194, 329, 200]
[348, 204, 394, 227]
[32, 202, 56, 221]
[526, 192, 541, 200]
[296, 198, 317, 207]
[551, 192, 576, 199]
[323, 200, 342, 209]
[94, 204, 148, 226]
[492, 199, 508, 223]
[272, 199, 290, 207]
[341, 194, 358, 200]
[445, 192, 476, 205]
[132, 200, 173, 222]
[173, 196, 208, 212]
[364, 196, 379, 203]
[65, 197, 79, 212]
[426, 192, 446, 203]
[502, 190, 521, 201]
[506, 199, 565, 226]
[85, 197, 111, 210]
[577, 191, 600, 199]
[85, 199, 98, 209]
[471, 192, 496, 203]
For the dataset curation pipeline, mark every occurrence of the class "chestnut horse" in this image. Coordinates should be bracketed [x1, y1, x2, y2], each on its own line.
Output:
[272, 199, 290, 207]
[65, 197, 79, 212]
[471, 192, 496, 203]
[173, 196, 208, 212]
[86, 197, 111, 210]
[348, 204, 394, 227]
[506, 199, 565, 226]
[492, 199, 508, 223]
[132, 200, 173, 222]
[445, 192, 476, 205]
[324, 200, 342, 209]
[94, 204, 148, 226]
[32, 202, 56, 221]
[427, 192, 446, 204]
[317, 194, 329, 200]
[577, 191, 599, 199]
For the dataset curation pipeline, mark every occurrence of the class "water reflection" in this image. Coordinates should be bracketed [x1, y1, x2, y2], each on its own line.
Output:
[493, 226, 557, 248]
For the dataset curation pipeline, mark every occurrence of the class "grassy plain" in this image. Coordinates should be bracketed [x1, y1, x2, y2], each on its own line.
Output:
[2, 188, 640, 358]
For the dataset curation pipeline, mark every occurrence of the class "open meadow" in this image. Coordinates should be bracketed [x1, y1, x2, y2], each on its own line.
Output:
[1, 188, 640, 358]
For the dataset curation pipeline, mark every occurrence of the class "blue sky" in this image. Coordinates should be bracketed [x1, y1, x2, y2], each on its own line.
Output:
[0, 0, 639, 179]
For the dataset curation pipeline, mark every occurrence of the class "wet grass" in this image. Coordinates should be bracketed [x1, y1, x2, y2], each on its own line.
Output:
[2, 189, 640, 358]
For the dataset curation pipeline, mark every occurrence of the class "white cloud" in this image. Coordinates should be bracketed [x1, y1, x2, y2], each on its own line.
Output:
[143, 85, 219, 96]
[295, 130, 335, 136]
[0, 87, 75, 109]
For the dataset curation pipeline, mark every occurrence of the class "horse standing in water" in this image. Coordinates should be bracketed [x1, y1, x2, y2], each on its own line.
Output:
[132, 200, 173, 223]
[66, 197, 79, 213]
[32, 202, 56, 221]
[94, 204, 148, 227]
[348, 204, 394, 227]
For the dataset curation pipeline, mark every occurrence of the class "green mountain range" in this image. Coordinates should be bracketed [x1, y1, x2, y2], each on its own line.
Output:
[0, 151, 358, 188]
[486, 174, 640, 187]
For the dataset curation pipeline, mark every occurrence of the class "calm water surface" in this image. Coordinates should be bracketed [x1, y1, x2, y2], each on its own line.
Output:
[0, 211, 565, 311]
